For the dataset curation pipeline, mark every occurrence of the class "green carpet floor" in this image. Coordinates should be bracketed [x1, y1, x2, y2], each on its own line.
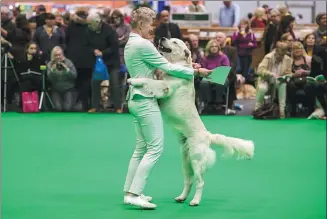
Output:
[1, 113, 326, 219]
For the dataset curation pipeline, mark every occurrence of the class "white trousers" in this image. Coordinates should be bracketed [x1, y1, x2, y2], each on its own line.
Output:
[255, 79, 287, 114]
[123, 95, 164, 195]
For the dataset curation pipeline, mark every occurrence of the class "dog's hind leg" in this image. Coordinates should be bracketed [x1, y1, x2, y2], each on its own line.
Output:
[175, 136, 193, 203]
[189, 157, 205, 206]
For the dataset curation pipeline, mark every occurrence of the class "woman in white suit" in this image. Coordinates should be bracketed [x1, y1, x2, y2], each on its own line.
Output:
[123, 7, 212, 209]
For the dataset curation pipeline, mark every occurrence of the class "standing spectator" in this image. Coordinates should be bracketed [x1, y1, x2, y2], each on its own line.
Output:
[55, 14, 68, 33]
[303, 33, 315, 57]
[85, 13, 121, 113]
[313, 13, 327, 45]
[186, 1, 207, 13]
[7, 14, 31, 62]
[251, 7, 266, 28]
[219, 1, 240, 27]
[154, 10, 181, 46]
[276, 4, 290, 17]
[47, 46, 77, 112]
[34, 13, 66, 62]
[29, 5, 47, 28]
[66, 8, 90, 111]
[1, 6, 15, 41]
[232, 18, 257, 83]
[263, 9, 280, 54]
[111, 9, 131, 103]
[273, 15, 296, 48]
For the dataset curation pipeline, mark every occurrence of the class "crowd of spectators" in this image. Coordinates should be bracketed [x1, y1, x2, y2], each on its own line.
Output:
[1, 1, 326, 119]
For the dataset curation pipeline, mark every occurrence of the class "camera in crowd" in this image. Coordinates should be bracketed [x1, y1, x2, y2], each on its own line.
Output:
[0, 37, 12, 55]
[56, 61, 65, 70]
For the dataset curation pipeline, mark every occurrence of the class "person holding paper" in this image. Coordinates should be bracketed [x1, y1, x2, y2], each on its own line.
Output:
[198, 39, 232, 114]
[123, 7, 212, 209]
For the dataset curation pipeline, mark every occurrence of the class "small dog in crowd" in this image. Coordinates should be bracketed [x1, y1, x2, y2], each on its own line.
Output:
[235, 74, 257, 100]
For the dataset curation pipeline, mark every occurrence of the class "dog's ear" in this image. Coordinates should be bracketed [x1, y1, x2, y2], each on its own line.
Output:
[184, 49, 192, 64]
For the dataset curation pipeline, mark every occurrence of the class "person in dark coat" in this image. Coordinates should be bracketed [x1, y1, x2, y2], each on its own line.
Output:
[263, 9, 280, 54]
[65, 8, 90, 111]
[85, 13, 121, 113]
[154, 10, 181, 47]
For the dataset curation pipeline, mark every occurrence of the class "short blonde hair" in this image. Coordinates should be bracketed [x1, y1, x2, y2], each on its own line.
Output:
[51, 46, 64, 61]
[291, 41, 308, 57]
[254, 7, 265, 18]
[205, 39, 221, 56]
[131, 7, 156, 28]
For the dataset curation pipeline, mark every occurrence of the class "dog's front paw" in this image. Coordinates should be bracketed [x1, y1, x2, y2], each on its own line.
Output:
[174, 196, 186, 203]
[189, 199, 200, 206]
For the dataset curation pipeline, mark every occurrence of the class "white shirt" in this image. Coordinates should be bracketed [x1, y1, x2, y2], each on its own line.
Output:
[124, 33, 194, 100]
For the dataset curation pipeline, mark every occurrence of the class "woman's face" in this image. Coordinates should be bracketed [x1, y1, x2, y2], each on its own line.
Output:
[112, 15, 121, 25]
[54, 49, 64, 61]
[139, 18, 154, 40]
[210, 42, 219, 54]
[240, 22, 247, 30]
[293, 48, 303, 57]
[305, 34, 315, 46]
[27, 44, 37, 55]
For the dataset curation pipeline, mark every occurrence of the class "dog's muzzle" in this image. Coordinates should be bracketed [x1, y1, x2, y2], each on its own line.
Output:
[158, 37, 172, 53]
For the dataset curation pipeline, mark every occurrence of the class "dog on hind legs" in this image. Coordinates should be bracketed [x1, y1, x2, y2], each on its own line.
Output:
[127, 37, 255, 206]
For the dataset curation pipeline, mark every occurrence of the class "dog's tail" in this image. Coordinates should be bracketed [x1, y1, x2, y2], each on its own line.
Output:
[209, 133, 254, 160]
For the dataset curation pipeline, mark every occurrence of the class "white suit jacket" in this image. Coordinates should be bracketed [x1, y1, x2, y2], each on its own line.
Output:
[124, 32, 194, 100]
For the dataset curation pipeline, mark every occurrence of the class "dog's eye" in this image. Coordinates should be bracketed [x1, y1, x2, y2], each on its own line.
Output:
[173, 41, 177, 44]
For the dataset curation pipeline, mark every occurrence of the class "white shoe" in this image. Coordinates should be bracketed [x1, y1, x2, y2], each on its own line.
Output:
[140, 194, 153, 202]
[124, 195, 157, 209]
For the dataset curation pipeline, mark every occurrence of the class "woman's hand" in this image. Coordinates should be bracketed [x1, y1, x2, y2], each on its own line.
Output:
[192, 63, 201, 69]
[94, 49, 102, 56]
[195, 68, 213, 78]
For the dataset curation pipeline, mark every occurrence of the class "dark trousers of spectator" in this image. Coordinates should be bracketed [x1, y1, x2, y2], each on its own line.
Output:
[76, 68, 93, 111]
[315, 82, 327, 113]
[287, 80, 316, 116]
[52, 89, 75, 112]
[91, 80, 102, 110]
[228, 79, 237, 109]
[108, 67, 122, 111]
[239, 55, 252, 82]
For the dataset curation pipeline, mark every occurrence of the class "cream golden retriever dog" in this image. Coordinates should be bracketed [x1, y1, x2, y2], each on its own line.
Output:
[127, 38, 255, 206]
[236, 74, 257, 99]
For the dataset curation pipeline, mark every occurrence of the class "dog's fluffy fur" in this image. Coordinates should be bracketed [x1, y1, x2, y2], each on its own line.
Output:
[128, 38, 255, 206]
[236, 74, 257, 100]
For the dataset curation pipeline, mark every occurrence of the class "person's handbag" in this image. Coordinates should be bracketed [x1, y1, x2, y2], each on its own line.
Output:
[93, 57, 109, 81]
[21, 91, 39, 113]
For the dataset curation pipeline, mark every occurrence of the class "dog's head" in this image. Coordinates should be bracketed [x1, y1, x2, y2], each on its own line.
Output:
[158, 37, 192, 66]
[235, 74, 245, 88]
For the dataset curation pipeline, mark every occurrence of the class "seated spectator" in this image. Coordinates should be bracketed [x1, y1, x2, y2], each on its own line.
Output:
[287, 42, 315, 117]
[216, 32, 238, 113]
[17, 42, 45, 93]
[47, 46, 77, 112]
[313, 13, 327, 45]
[186, 1, 207, 13]
[188, 34, 204, 63]
[303, 33, 315, 57]
[309, 43, 327, 119]
[232, 18, 257, 83]
[251, 7, 266, 28]
[280, 32, 294, 57]
[199, 39, 231, 113]
[254, 42, 293, 118]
